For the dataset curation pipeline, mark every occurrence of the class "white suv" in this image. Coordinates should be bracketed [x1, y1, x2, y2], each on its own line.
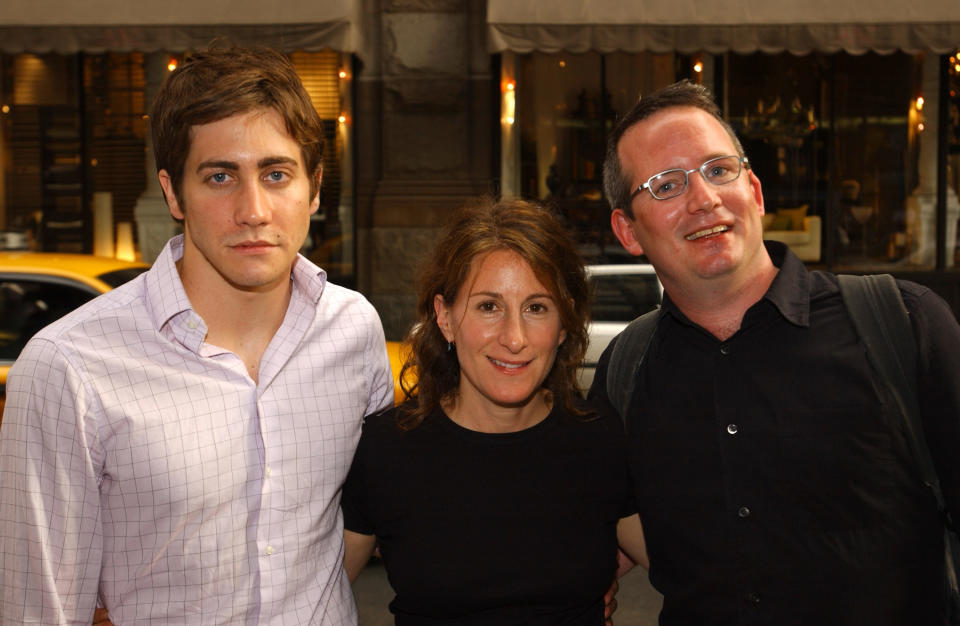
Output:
[578, 264, 662, 391]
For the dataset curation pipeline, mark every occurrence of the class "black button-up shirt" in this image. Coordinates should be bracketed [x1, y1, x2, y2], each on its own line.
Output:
[592, 242, 960, 625]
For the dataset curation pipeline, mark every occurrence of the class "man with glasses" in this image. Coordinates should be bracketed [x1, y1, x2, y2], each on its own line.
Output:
[591, 80, 960, 624]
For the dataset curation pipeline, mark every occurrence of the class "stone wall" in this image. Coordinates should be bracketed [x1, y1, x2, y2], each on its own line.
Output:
[355, 0, 493, 340]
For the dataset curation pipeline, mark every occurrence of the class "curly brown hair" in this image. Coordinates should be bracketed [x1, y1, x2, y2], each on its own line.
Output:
[397, 197, 590, 430]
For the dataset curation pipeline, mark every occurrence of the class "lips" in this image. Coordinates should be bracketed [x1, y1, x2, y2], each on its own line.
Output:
[685, 224, 730, 241]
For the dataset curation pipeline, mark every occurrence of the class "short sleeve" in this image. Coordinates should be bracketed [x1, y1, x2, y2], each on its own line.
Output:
[341, 414, 377, 535]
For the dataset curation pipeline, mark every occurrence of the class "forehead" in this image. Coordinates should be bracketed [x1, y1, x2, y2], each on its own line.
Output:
[618, 106, 736, 175]
[186, 108, 301, 163]
[462, 249, 549, 293]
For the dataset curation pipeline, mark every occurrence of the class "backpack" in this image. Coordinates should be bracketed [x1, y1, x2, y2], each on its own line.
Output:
[605, 273, 960, 622]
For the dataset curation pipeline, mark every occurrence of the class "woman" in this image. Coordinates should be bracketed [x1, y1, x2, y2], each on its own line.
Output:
[342, 197, 647, 624]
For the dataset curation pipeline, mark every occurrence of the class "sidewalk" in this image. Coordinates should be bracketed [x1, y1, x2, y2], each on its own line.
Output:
[353, 560, 663, 625]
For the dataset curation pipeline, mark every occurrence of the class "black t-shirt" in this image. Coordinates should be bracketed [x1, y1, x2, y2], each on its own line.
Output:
[342, 400, 633, 625]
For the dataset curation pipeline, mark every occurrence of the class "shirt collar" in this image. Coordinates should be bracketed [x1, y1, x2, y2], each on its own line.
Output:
[144, 234, 328, 345]
[659, 240, 811, 329]
[761, 240, 811, 328]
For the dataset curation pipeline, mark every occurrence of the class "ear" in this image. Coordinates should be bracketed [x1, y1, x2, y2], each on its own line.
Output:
[434, 294, 455, 342]
[309, 168, 322, 216]
[158, 170, 184, 221]
[747, 169, 765, 216]
[611, 208, 645, 257]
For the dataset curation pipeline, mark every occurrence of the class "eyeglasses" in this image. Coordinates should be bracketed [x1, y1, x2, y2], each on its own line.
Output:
[629, 155, 749, 202]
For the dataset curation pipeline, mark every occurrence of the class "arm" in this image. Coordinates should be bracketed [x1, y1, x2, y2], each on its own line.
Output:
[0, 338, 103, 623]
[343, 530, 377, 583]
[617, 513, 650, 571]
[911, 287, 960, 517]
[363, 308, 395, 416]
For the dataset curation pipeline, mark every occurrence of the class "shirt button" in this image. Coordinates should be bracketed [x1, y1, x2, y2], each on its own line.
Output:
[719, 344, 730, 355]
[265, 466, 272, 477]
[187, 319, 198, 330]
[727, 424, 739, 435]
[738, 506, 751, 518]
[265, 545, 274, 556]
[747, 592, 761, 604]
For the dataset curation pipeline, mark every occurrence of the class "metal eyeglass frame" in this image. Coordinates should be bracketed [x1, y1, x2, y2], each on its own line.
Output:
[629, 155, 750, 202]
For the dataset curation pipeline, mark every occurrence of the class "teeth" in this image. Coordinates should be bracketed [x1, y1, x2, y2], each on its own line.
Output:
[686, 225, 730, 241]
[491, 358, 524, 369]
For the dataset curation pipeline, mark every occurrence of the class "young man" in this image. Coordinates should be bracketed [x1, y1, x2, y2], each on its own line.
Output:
[593, 80, 960, 624]
[0, 45, 393, 624]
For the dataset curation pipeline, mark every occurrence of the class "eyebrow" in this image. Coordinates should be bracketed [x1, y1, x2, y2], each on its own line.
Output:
[195, 156, 299, 173]
[469, 291, 556, 301]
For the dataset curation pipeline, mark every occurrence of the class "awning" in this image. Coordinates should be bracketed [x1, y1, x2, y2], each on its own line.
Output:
[488, 0, 960, 55]
[0, 0, 360, 53]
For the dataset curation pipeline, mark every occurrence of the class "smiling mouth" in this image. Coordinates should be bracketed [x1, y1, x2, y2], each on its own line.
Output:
[686, 225, 730, 241]
[489, 357, 529, 370]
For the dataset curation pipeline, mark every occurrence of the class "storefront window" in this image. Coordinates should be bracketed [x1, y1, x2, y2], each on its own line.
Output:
[727, 51, 958, 270]
[504, 51, 675, 263]
[948, 51, 960, 267]
[0, 51, 354, 277]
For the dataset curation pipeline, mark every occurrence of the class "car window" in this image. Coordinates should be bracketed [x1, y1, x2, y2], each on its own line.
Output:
[98, 267, 148, 288]
[0, 278, 97, 361]
[589, 273, 661, 322]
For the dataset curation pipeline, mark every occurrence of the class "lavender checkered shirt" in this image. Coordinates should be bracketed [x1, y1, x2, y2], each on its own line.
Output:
[0, 235, 393, 624]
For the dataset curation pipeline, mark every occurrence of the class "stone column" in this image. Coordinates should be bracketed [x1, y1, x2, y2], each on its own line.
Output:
[356, 0, 493, 339]
[133, 52, 180, 264]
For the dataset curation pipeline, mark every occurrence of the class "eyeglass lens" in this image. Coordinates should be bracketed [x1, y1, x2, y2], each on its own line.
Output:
[649, 156, 742, 200]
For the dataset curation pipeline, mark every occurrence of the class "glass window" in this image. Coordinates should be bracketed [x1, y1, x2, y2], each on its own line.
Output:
[588, 270, 662, 323]
[948, 51, 960, 268]
[726, 51, 957, 270]
[505, 51, 676, 263]
[0, 277, 96, 361]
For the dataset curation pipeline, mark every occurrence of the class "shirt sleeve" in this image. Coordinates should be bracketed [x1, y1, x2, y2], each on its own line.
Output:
[362, 307, 394, 418]
[906, 285, 960, 521]
[0, 337, 103, 624]
[341, 418, 375, 535]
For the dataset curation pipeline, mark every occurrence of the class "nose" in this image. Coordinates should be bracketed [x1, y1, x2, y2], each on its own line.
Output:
[236, 181, 271, 226]
[499, 311, 527, 353]
[685, 171, 722, 213]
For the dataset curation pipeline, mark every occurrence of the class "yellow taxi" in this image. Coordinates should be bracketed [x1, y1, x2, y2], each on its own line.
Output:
[386, 339, 413, 406]
[0, 252, 150, 417]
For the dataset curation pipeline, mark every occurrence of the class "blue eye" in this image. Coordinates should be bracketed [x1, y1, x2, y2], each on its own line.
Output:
[268, 171, 286, 181]
[655, 181, 677, 195]
[211, 172, 228, 183]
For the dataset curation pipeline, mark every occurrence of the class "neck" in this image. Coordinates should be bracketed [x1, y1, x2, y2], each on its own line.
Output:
[444, 389, 553, 434]
[177, 259, 293, 382]
[664, 258, 779, 342]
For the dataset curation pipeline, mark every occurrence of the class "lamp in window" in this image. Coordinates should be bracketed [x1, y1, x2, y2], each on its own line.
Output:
[501, 79, 516, 126]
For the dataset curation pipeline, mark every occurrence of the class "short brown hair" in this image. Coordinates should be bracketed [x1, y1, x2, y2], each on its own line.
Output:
[398, 197, 590, 430]
[151, 42, 325, 208]
[603, 79, 746, 216]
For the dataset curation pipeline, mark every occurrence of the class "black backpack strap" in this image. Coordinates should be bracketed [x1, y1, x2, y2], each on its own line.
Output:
[605, 308, 659, 421]
[837, 273, 946, 513]
[838, 273, 960, 617]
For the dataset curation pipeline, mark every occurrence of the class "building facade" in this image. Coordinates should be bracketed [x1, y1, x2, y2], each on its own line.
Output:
[1, 0, 958, 337]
